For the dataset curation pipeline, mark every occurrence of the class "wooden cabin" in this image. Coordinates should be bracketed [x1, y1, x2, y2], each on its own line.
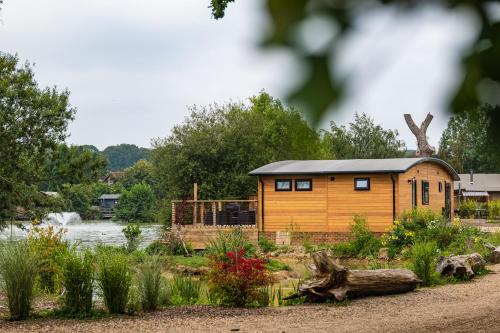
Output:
[98, 194, 121, 218]
[249, 157, 459, 244]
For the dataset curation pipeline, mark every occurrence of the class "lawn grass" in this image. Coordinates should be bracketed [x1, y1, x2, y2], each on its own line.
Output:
[170, 255, 209, 268]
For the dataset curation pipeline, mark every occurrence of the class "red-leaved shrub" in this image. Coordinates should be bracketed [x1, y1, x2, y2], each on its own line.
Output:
[208, 249, 274, 307]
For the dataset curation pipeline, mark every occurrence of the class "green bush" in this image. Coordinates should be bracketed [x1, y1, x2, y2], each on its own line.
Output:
[145, 240, 170, 255]
[489, 200, 500, 220]
[265, 259, 290, 272]
[163, 228, 193, 255]
[410, 240, 437, 286]
[61, 249, 94, 315]
[330, 242, 355, 257]
[172, 275, 202, 305]
[460, 199, 477, 219]
[137, 256, 162, 311]
[97, 252, 132, 314]
[123, 224, 142, 253]
[0, 241, 37, 320]
[400, 208, 443, 230]
[115, 182, 155, 222]
[258, 235, 277, 254]
[205, 227, 255, 260]
[349, 215, 382, 257]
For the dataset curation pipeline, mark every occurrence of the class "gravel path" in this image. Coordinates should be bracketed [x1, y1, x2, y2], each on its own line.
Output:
[2, 264, 500, 333]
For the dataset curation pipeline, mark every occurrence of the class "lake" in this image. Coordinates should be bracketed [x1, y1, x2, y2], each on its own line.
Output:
[0, 220, 163, 249]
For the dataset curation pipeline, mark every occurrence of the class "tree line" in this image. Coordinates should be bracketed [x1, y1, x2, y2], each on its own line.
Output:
[1, 52, 499, 227]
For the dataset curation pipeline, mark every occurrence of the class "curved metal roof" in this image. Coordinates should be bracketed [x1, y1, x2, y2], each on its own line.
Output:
[249, 157, 460, 180]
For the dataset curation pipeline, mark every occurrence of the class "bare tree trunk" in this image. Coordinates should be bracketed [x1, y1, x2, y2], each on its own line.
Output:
[285, 251, 421, 302]
[404, 113, 435, 157]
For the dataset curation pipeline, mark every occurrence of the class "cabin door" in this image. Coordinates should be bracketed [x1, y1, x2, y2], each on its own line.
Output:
[444, 182, 452, 220]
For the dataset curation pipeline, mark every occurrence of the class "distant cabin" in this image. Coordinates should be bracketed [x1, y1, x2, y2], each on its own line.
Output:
[98, 194, 121, 218]
[454, 173, 500, 203]
[249, 157, 459, 244]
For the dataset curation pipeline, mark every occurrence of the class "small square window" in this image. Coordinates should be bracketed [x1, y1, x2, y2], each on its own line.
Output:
[354, 178, 370, 190]
[438, 182, 442, 193]
[275, 179, 292, 191]
[422, 180, 429, 205]
[295, 179, 312, 191]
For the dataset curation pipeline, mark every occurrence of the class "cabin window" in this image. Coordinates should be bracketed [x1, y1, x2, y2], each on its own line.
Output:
[354, 178, 370, 190]
[295, 179, 312, 191]
[422, 180, 430, 205]
[438, 182, 443, 193]
[275, 179, 292, 191]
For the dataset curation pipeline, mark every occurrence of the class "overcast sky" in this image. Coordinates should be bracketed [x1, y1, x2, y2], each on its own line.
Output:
[0, 0, 478, 150]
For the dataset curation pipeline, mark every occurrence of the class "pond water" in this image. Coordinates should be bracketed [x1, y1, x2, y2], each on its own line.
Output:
[0, 220, 163, 249]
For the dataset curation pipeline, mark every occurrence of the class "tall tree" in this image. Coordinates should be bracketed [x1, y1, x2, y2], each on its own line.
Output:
[120, 159, 155, 190]
[151, 91, 322, 200]
[438, 104, 500, 173]
[39, 144, 108, 191]
[0, 53, 75, 227]
[404, 113, 435, 157]
[322, 113, 406, 159]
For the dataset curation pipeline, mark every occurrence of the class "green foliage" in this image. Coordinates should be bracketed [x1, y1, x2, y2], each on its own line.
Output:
[97, 252, 132, 314]
[171, 275, 202, 305]
[39, 144, 108, 191]
[162, 228, 193, 255]
[61, 249, 94, 315]
[265, 259, 290, 272]
[115, 182, 155, 222]
[137, 256, 162, 311]
[349, 215, 382, 257]
[460, 199, 477, 219]
[258, 235, 277, 254]
[170, 255, 209, 269]
[399, 208, 444, 231]
[28, 225, 69, 293]
[122, 224, 142, 252]
[205, 227, 255, 260]
[120, 159, 155, 190]
[0, 53, 75, 227]
[102, 144, 149, 171]
[439, 105, 500, 173]
[409, 241, 438, 286]
[322, 113, 406, 159]
[330, 242, 355, 257]
[151, 91, 322, 201]
[488, 200, 500, 220]
[0, 241, 37, 320]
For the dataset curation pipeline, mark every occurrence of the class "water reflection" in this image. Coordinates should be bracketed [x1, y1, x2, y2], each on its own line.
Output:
[0, 220, 163, 249]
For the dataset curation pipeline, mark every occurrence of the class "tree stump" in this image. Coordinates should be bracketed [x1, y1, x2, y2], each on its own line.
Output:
[284, 251, 421, 302]
[484, 243, 500, 263]
[436, 253, 485, 279]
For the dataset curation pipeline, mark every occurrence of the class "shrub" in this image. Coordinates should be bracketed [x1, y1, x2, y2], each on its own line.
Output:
[172, 275, 202, 305]
[28, 225, 69, 293]
[205, 227, 255, 260]
[162, 228, 193, 255]
[460, 199, 477, 219]
[137, 256, 162, 311]
[115, 182, 155, 222]
[410, 240, 437, 286]
[349, 215, 381, 257]
[123, 224, 142, 252]
[145, 240, 170, 255]
[0, 241, 37, 320]
[330, 242, 355, 257]
[400, 208, 443, 230]
[258, 235, 277, 254]
[61, 249, 94, 315]
[208, 248, 274, 307]
[97, 252, 132, 314]
[489, 200, 500, 220]
[265, 259, 290, 272]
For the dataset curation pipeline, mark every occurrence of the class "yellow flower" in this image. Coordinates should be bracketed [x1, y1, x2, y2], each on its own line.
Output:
[393, 220, 400, 226]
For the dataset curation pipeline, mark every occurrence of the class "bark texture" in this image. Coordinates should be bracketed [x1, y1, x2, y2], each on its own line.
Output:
[404, 113, 435, 157]
[484, 243, 500, 263]
[285, 251, 421, 302]
[436, 253, 485, 279]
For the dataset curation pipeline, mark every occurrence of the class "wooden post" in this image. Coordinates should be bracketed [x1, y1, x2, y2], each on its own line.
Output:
[172, 202, 176, 225]
[200, 202, 205, 226]
[212, 202, 216, 226]
[193, 183, 198, 225]
[218, 201, 222, 211]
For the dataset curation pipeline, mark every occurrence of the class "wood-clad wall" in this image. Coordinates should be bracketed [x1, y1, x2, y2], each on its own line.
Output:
[397, 163, 454, 218]
[258, 161, 455, 234]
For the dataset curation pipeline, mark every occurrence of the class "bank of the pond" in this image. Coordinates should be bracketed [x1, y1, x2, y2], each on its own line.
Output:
[0, 221, 162, 249]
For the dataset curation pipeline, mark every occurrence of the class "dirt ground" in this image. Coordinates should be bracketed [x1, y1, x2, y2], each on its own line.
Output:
[2, 264, 500, 333]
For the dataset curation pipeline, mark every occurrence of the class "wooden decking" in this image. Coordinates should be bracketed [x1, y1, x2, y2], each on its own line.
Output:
[180, 224, 258, 250]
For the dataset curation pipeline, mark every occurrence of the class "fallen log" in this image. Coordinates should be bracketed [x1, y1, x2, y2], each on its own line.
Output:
[284, 251, 421, 302]
[484, 243, 500, 263]
[436, 253, 485, 279]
